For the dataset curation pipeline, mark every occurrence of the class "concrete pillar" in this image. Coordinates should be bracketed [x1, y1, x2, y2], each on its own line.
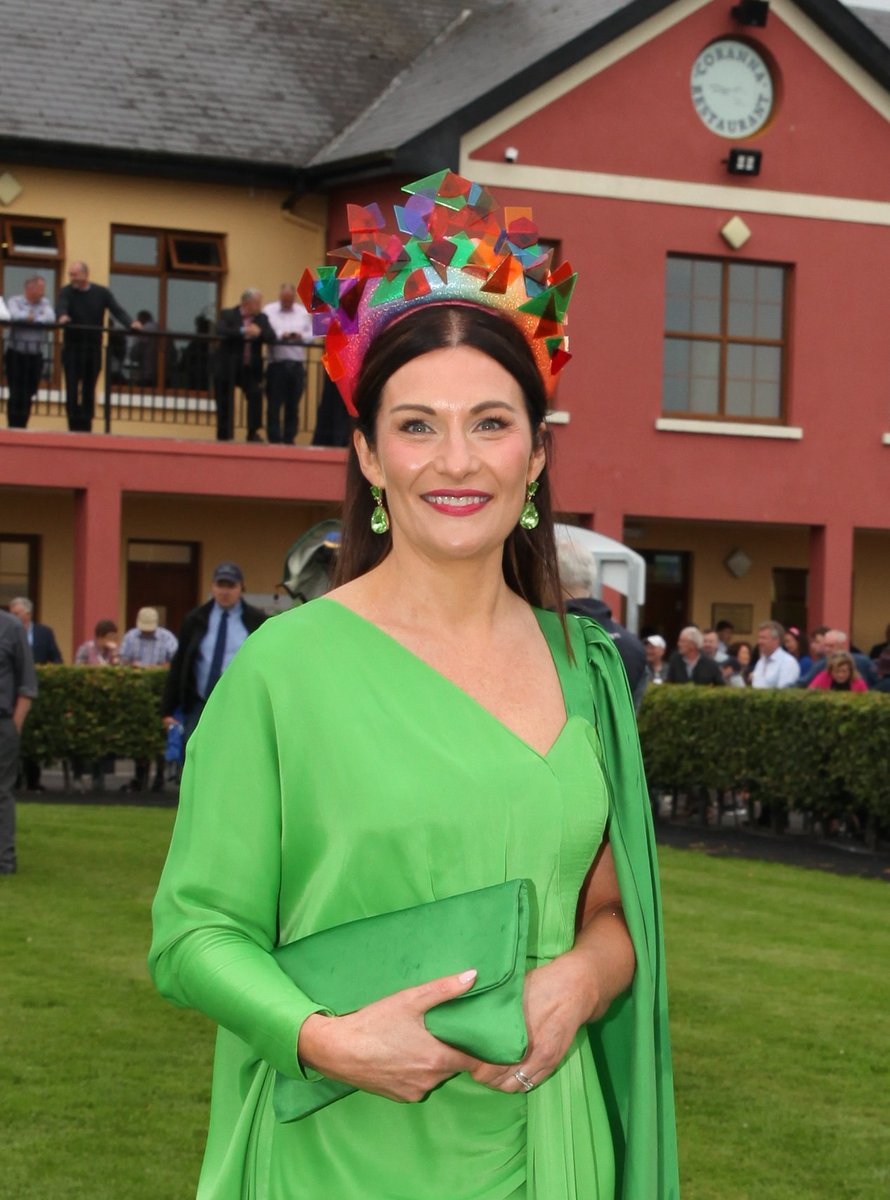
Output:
[73, 481, 122, 650]
[808, 522, 853, 633]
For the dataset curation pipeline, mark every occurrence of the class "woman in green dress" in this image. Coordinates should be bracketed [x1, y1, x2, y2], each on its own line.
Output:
[150, 172, 679, 1200]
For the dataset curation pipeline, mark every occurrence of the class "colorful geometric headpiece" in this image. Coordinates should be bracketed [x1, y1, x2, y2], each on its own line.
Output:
[298, 168, 577, 416]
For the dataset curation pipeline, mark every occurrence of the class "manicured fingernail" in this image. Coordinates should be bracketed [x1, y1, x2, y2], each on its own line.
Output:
[458, 969, 477, 984]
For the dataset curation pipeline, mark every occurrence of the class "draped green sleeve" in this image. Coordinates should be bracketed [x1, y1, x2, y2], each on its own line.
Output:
[148, 635, 329, 1080]
[560, 614, 681, 1200]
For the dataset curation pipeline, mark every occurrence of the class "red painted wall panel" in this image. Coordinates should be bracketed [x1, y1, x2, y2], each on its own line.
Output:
[471, 4, 890, 200]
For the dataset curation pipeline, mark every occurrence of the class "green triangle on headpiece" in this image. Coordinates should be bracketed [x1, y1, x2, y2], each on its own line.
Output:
[518, 272, 576, 322]
[402, 170, 451, 199]
[545, 335, 566, 357]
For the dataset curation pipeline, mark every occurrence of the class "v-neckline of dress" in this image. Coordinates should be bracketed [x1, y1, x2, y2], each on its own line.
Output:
[317, 598, 577, 763]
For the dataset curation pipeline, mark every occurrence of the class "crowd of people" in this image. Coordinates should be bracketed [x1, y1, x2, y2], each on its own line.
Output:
[1, 267, 350, 445]
[643, 619, 890, 695]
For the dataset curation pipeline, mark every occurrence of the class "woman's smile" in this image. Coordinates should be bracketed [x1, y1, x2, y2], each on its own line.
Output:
[421, 490, 493, 516]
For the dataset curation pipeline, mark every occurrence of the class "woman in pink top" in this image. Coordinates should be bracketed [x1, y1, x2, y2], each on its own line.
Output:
[807, 651, 867, 692]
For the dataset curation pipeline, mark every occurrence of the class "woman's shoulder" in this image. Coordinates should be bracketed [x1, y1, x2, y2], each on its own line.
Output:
[235, 599, 352, 665]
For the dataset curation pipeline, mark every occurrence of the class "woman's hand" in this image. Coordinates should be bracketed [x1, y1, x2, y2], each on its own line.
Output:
[297, 969, 482, 1103]
[468, 953, 595, 1093]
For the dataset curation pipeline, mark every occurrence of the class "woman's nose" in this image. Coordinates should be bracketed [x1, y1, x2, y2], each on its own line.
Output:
[434, 430, 477, 476]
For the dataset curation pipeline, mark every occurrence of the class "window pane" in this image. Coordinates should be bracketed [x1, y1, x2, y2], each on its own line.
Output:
[108, 274, 161, 385]
[0, 539, 33, 607]
[689, 261, 721, 334]
[662, 338, 691, 411]
[113, 232, 159, 267]
[754, 346, 781, 418]
[754, 267, 784, 339]
[726, 343, 754, 416]
[689, 341, 719, 413]
[3, 264, 57, 302]
[171, 237, 221, 267]
[665, 258, 692, 331]
[8, 223, 60, 255]
[166, 277, 218, 390]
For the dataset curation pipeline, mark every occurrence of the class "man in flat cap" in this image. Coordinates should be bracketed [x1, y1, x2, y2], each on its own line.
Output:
[162, 563, 267, 745]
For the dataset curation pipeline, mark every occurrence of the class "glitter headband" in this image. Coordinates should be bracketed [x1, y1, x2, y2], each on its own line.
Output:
[297, 168, 577, 416]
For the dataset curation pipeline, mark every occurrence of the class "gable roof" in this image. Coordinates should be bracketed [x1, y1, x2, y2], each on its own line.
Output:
[1, 1, 889, 187]
[304, 0, 890, 185]
[0, 0, 502, 182]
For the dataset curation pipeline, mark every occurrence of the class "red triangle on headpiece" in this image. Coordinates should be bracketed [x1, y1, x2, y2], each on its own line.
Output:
[403, 268, 432, 301]
[297, 269, 316, 313]
[339, 277, 366, 320]
[481, 256, 517, 296]
[550, 348, 572, 374]
[550, 261, 574, 285]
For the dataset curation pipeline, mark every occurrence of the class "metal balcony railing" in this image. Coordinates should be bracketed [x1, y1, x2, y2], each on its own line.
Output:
[0, 321, 350, 444]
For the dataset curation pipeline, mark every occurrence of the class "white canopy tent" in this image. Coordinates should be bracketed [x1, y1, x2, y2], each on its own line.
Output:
[554, 524, 647, 634]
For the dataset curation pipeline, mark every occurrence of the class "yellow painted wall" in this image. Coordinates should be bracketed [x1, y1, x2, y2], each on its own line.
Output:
[121, 494, 339, 614]
[0, 164, 328, 439]
[853, 530, 890, 652]
[624, 519, 810, 638]
[1, 488, 76, 658]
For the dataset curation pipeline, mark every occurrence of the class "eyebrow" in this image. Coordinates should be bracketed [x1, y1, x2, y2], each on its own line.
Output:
[388, 400, 518, 415]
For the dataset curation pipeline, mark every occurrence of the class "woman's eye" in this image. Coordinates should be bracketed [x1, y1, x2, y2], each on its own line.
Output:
[477, 416, 507, 432]
[400, 419, 431, 434]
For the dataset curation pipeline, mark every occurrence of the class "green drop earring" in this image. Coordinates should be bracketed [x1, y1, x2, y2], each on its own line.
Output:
[370, 485, 389, 535]
[519, 481, 540, 531]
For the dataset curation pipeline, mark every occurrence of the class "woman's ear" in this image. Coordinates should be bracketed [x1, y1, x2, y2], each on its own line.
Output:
[528, 426, 547, 483]
[354, 427, 384, 488]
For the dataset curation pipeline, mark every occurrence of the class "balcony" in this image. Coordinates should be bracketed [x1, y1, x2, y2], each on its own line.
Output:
[0, 321, 348, 446]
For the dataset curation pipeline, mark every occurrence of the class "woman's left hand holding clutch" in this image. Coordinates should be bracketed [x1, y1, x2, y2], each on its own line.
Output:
[468, 953, 596, 1093]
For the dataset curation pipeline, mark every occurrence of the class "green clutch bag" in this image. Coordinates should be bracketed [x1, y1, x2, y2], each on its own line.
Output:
[272, 878, 530, 1122]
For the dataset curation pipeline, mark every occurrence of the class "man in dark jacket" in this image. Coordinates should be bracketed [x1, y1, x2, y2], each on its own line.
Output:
[213, 289, 275, 442]
[162, 562, 266, 745]
[9, 596, 61, 792]
[56, 260, 141, 432]
[666, 626, 725, 686]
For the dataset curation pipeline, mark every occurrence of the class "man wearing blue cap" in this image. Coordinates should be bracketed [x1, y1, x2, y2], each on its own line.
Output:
[162, 563, 267, 744]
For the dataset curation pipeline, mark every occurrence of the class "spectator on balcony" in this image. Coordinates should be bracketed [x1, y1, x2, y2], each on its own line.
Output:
[120, 607, 178, 794]
[161, 562, 266, 746]
[213, 289, 274, 442]
[263, 283, 314, 445]
[312, 371, 352, 447]
[666, 626, 724, 686]
[56, 261, 141, 432]
[807, 651, 868, 693]
[74, 619, 120, 665]
[4, 275, 55, 428]
[750, 620, 800, 689]
[9, 596, 61, 793]
[127, 309, 161, 387]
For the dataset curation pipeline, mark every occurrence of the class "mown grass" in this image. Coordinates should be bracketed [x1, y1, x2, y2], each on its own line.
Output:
[1, 805, 887, 1198]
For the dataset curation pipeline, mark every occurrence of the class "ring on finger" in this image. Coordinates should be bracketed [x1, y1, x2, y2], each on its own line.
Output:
[514, 1069, 535, 1092]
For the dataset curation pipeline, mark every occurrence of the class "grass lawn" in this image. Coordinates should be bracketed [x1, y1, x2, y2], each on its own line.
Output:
[1, 804, 888, 1199]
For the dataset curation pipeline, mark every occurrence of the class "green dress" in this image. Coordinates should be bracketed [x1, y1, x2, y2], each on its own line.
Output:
[149, 600, 679, 1200]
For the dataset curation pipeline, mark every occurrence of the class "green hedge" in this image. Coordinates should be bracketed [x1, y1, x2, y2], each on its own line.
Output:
[21, 666, 167, 763]
[638, 686, 890, 833]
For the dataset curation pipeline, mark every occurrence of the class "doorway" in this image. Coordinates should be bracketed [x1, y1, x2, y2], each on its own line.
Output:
[639, 550, 691, 646]
[126, 540, 199, 635]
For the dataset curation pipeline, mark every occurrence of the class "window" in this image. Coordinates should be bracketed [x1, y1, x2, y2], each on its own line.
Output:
[109, 226, 226, 390]
[0, 535, 39, 611]
[663, 255, 788, 422]
[1, 215, 64, 307]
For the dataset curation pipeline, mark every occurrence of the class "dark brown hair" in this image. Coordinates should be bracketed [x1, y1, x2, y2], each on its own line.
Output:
[333, 304, 563, 611]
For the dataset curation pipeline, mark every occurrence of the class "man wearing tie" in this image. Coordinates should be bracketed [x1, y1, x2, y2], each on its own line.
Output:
[162, 563, 266, 745]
